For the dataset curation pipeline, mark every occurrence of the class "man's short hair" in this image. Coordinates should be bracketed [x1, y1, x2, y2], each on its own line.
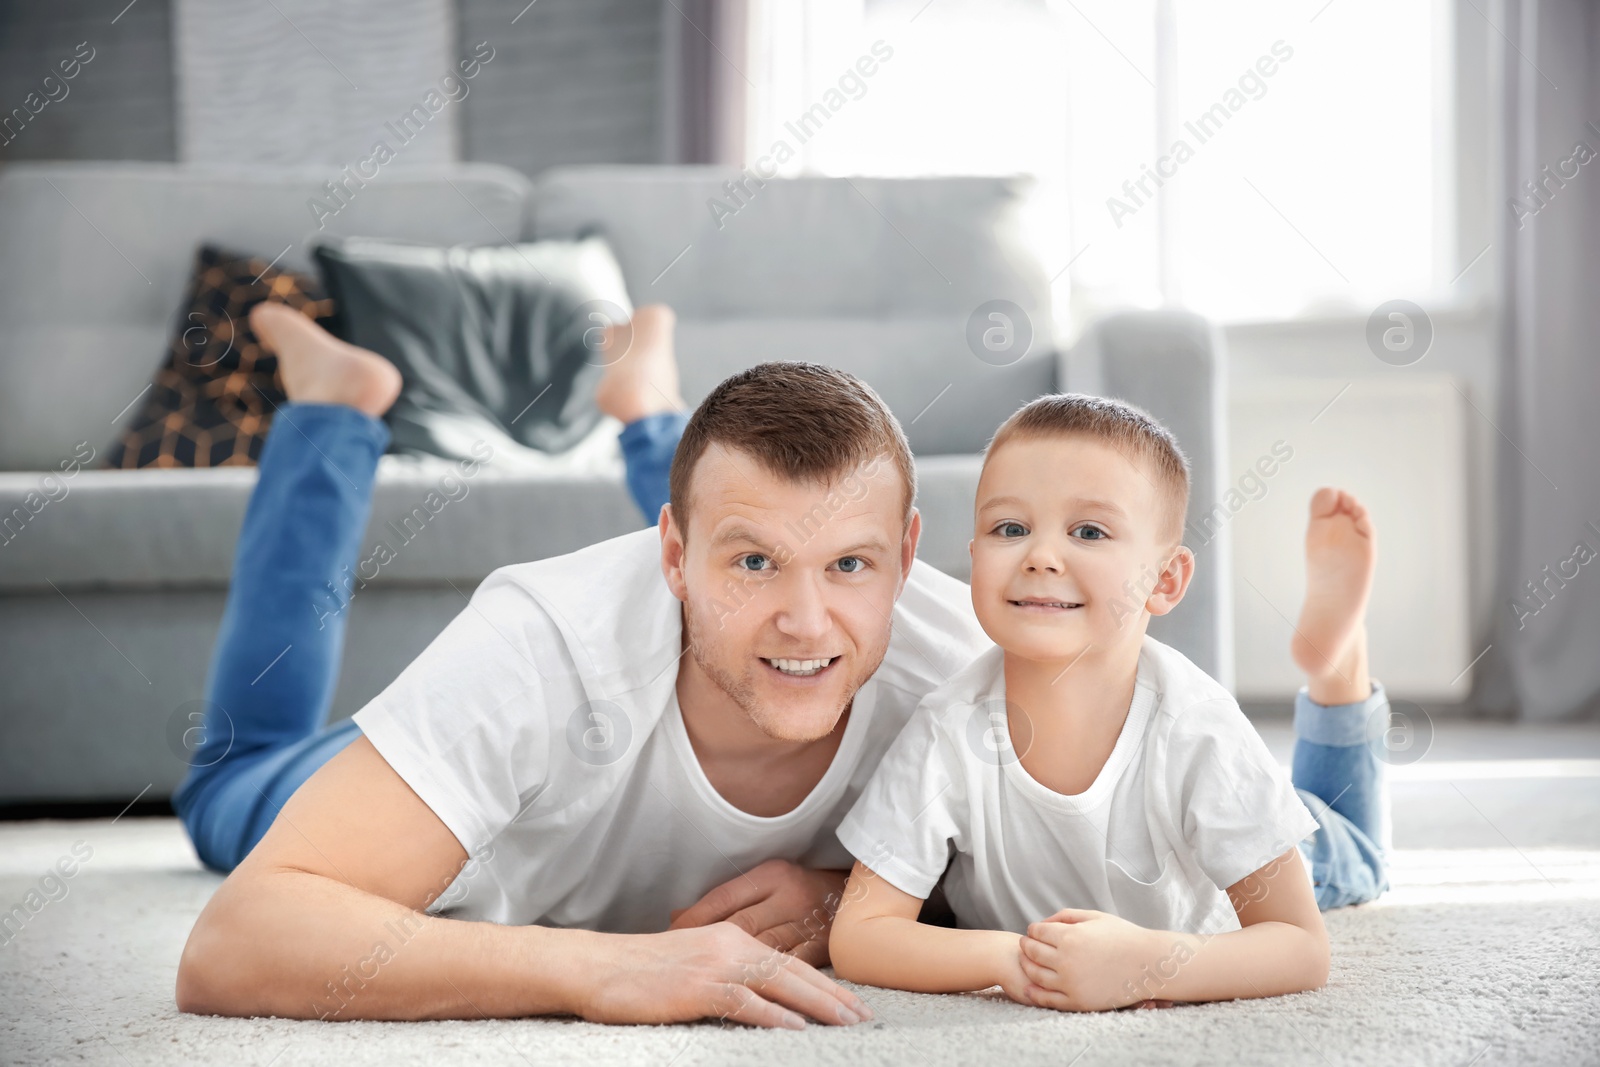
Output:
[668, 362, 916, 538]
[983, 393, 1191, 543]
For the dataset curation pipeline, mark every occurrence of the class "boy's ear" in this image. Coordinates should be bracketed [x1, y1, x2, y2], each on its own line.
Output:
[1144, 545, 1196, 617]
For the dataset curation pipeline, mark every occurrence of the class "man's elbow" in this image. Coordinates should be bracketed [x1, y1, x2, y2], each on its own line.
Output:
[175, 911, 237, 1015]
[175, 900, 263, 1016]
[175, 931, 224, 1015]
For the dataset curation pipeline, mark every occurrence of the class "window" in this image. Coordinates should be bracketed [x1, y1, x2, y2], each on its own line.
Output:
[740, 0, 1452, 326]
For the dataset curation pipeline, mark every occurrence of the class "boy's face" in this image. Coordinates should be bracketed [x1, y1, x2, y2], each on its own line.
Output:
[968, 434, 1192, 666]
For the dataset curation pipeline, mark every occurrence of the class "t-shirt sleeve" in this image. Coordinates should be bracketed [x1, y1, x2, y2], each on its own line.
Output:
[1160, 698, 1320, 892]
[835, 705, 966, 900]
[352, 568, 560, 856]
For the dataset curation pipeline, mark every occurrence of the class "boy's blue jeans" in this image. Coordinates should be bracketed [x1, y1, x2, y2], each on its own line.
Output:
[172, 402, 1389, 912]
[1293, 686, 1393, 909]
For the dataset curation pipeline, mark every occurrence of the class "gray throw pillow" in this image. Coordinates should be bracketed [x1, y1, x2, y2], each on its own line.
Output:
[313, 235, 632, 462]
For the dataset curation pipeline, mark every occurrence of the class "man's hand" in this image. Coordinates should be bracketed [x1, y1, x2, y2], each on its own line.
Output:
[668, 859, 849, 967]
[575, 922, 873, 1029]
[1018, 908, 1165, 1012]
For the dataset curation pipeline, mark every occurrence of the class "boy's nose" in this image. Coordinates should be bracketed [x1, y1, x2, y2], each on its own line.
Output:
[1023, 541, 1066, 573]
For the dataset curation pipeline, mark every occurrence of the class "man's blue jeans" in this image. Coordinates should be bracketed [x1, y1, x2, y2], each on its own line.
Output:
[171, 401, 1389, 913]
[170, 404, 688, 871]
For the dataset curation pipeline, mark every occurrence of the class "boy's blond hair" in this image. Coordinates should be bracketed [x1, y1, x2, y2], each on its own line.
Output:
[983, 393, 1191, 544]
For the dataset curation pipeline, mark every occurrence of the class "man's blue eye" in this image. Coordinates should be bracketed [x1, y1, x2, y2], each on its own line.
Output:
[836, 556, 864, 573]
[741, 554, 769, 570]
[1073, 524, 1106, 540]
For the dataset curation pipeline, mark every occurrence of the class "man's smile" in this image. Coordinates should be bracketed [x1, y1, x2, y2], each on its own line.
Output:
[762, 656, 843, 678]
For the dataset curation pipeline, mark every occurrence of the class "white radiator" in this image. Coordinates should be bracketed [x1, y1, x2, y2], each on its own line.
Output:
[1225, 376, 1472, 702]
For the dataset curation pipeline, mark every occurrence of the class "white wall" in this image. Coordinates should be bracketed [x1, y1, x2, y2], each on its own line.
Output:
[1221, 305, 1499, 704]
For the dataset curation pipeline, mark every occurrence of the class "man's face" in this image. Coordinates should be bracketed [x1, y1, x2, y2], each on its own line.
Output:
[969, 434, 1189, 666]
[662, 443, 919, 743]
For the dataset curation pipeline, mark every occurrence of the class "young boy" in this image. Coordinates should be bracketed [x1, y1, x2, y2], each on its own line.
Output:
[830, 393, 1390, 1011]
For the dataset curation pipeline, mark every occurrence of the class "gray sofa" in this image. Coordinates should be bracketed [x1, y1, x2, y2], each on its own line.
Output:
[0, 162, 1229, 805]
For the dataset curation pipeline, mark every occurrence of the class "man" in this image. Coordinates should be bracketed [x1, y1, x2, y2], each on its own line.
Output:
[174, 304, 984, 1029]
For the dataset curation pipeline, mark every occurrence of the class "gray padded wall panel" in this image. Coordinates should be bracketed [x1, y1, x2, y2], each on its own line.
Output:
[174, 0, 458, 166]
[0, 0, 177, 162]
[458, 0, 665, 175]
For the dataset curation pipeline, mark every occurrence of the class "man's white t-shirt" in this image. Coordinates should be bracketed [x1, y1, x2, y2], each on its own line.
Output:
[835, 639, 1319, 936]
[351, 527, 988, 932]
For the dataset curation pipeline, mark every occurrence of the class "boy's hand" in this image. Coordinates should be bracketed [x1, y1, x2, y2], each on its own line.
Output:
[669, 859, 849, 967]
[1019, 908, 1164, 1012]
[991, 933, 1035, 1005]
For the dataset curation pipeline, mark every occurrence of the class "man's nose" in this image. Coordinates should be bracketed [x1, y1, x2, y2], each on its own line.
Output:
[774, 576, 832, 641]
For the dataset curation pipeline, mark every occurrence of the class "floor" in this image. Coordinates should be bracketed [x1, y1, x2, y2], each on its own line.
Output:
[3, 719, 1598, 1066]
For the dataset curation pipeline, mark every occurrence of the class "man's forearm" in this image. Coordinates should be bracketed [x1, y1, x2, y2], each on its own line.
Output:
[831, 915, 1014, 994]
[178, 867, 595, 1021]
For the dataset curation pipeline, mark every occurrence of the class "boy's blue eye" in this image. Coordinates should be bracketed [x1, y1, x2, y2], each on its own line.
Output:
[1072, 524, 1107, 540]
[741, 554, 770, 570]
[998, 522, 1028, 538]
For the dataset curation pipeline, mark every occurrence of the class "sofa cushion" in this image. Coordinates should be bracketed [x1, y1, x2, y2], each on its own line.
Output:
[313, 235, 630, 466]
[104, 245, 334, 469]
[0, 162, 533, 472]
[529, 167, 1058, 455]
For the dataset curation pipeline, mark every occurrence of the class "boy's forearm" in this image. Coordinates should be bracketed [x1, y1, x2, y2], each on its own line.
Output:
[1129, 921, 1329, 1004]
[179, 866, 595, 1020]
[832, 915, 1015, 994]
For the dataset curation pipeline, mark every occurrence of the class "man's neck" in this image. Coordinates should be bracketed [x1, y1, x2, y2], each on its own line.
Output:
[675, 653, 851, 819]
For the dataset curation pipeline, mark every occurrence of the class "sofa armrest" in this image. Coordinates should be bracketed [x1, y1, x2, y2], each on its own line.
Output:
[1059, 310, 1234, 688]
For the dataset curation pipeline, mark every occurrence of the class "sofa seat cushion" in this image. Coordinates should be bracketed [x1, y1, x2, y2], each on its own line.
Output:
[0, 452, 987, 593]
[0, 451, 638, 593]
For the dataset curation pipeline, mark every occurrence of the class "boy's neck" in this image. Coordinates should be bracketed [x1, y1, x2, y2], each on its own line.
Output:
[1001, 634, 1145, 796]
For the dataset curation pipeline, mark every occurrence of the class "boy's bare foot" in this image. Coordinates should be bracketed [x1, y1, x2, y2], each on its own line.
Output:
[594, 304, 687, 424]
[249, 302, 403, 419]
[1291, 487, 1377, 706]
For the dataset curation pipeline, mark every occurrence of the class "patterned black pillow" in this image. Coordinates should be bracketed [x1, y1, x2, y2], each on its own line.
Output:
[105, 245, 334, 468]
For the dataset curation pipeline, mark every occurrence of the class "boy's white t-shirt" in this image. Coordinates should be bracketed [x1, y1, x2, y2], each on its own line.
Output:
[351, 527, 989, 932]
[835, 639, 1320, 935]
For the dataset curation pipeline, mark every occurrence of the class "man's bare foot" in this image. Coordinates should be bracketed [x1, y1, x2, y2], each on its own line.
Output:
[1291, 487, 1377, 706]
[594, 304, 687, 424]
[249, 303, 403, 419]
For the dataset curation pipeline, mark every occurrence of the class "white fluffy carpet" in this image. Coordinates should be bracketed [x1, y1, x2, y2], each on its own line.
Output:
[3, 815, 1597, 1067]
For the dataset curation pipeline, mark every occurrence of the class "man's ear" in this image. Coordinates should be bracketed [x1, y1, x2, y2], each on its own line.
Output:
[1145, 545, 1196, 617]
[660, 503, 689, 602]
[896, 508, 922, 596]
